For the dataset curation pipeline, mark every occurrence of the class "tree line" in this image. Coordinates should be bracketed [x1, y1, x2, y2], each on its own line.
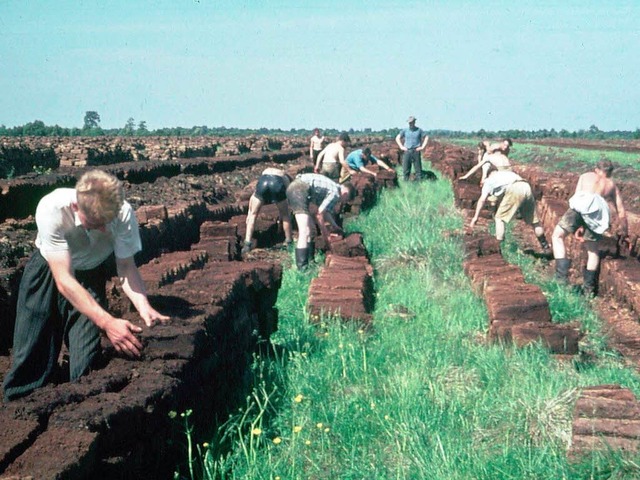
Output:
[1, 112, 639, 140]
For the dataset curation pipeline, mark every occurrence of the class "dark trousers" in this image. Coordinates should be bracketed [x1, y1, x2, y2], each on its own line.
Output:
[402, 149, 422, 181]
[3, 251, 106, 401]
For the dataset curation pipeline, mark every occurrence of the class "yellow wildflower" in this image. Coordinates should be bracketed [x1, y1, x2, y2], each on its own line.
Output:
[294, 394, 304, 403]
[293, 425, 302, 433]
[316, 422, 323, 429]
[251, 428, 262, 436]
[272, 437, 282, 445]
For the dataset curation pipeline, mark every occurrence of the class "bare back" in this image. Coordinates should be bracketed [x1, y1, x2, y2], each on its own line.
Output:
[576, 171, 617, 202]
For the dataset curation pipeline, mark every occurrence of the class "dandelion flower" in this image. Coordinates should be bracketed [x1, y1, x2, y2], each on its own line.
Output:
[294, 394, 304, 403]
[316, 422, 323, 429]
[324, 427, 330, 433]
[272, 437, 282, 445]
[251, 428, 262, 436]
[202, 442, 209, 448]
[293, 425, 303, 433]
[305, 440, 311, 445]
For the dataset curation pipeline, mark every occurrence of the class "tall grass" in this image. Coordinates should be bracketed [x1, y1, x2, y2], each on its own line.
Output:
[178, 171, 640, 479]
[447, 138, 640, 173]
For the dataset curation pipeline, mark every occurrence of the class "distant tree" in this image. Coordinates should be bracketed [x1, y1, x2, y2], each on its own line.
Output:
[83, 111, 101, 130]
[22, 120, 47, 136]
[121, 117, 136, 136]
[137, 120, 148, 136]
[633, 128, 640, 140]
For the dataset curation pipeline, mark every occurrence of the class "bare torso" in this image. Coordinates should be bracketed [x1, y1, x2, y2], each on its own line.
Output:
[576, 171, 617, 201]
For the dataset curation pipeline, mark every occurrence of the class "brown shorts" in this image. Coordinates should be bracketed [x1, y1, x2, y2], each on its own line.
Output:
[495, 181, 539, 225]
[286, 179, 311, 215]
[321, 163, 340, 181]
[557, 208, 601, 242]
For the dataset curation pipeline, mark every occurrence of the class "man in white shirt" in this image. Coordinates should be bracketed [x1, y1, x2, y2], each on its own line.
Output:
[3, 170, 169, 401]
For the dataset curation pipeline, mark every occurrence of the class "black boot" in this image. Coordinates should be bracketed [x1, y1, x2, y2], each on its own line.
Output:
[537, 235, 551, 255]
[295, 248, 309, 271]
[308, 241, 316, 264]
[555, 258, 571, 282]
[582, 269, 598, 297]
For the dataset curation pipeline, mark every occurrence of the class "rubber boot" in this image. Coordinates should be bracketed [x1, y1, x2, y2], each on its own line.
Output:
[241, 241, 252, 255]
[295, 248, 309, 271]
[308, 241, 316, 264]
[537, 235, 551, 254]
[555, 258, 571, 282]
[582, 269, 598, 297]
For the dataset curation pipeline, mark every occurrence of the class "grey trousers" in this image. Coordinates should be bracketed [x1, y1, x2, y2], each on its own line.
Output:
[3, 250, 106, 401]
[402, 149, 422, 181]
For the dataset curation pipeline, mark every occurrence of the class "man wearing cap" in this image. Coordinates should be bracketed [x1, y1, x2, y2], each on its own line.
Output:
[395, 116, 430, 182]
[342, 147, 394, 181]
[3, 169, 169, 401]
[314, 132, 351, 181]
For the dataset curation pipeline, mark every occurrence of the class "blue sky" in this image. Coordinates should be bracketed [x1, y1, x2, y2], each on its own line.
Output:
[1, 0, 638, 131]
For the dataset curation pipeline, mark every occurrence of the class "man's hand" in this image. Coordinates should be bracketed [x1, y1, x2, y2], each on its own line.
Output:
[469, 217, 478, 229]
[105, 318, 144, 357]
[574, 226, 585, 243]
[138, 305, 170, 327]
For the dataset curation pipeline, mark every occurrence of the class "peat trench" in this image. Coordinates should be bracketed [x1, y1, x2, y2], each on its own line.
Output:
[0, 142, 398, 479]
[430, 141, 640, 457]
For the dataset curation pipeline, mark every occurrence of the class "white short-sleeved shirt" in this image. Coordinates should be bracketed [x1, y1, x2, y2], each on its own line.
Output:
[35, 188, 142, 270]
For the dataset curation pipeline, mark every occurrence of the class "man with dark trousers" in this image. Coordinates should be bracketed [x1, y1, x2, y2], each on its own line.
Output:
[395, 116, 429, 181]
[3, 169, 169, 401]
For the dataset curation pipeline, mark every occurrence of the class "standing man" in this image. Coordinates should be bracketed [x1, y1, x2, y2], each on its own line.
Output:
[395, 116, 429, 182]
[342, 147, 394, 181]
[286, 173, 355, 270]
[242, 167, 293, 254]
[314, 132, 351, 181]
[552, 160, 628, 296]
[469, 170, 550, 253]
[309, 128, 325, 165]
[3, 170, 169, 401]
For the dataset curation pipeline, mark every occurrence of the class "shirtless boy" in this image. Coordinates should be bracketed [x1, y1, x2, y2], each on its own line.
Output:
[552, 160, 628, 295]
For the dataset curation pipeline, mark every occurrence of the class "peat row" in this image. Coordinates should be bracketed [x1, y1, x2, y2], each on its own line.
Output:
[307, 166, 397, 326]
[431, 141, 640, 457]
[0, 141, 391, 478]
[426, 141, 581, 353]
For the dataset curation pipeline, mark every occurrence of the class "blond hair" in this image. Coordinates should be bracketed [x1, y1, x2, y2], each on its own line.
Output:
[76, 170, 124, 224]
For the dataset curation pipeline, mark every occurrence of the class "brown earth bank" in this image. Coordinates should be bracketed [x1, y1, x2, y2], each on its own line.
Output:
[0, 137, 396, 479]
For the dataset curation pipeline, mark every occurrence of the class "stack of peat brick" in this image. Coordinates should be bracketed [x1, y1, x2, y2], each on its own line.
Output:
[307, 234, 374, 326]
[463, 232, 582, 353]
[570, 385, 640, 457]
